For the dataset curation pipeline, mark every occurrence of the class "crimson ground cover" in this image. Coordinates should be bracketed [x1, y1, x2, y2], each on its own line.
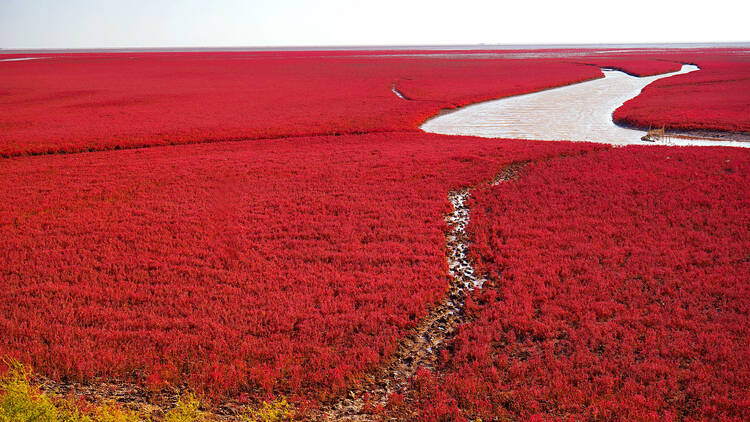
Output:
[613, 53, 750, 133]
[3, 50, 747, 158]
[0, 53, 602, 157]
[574, 57, 684, 76]
[413, 147, 750, 420]
[391, 60, 599, 105]
[2, 48, 749, 419]
[0, 132, 600, 404]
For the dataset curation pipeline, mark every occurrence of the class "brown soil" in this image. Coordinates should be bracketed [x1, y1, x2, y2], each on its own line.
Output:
[32, 375, 248, 420]
[615, 121, 750, 143]
[666, 129, 750, 142]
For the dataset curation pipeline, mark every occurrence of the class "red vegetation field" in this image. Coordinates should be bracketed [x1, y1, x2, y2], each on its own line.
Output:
[614, 53, 750, 134]
[413, 146, 750, 420]
[0, 132, 599, 402]
[576, 57, 684, 76]
[1, 48, 749, 419]
[3, 50, 746, 158]
[0, 53, 602, 157]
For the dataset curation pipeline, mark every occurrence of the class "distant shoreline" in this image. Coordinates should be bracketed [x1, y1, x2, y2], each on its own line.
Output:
[1, 42, 749, 54]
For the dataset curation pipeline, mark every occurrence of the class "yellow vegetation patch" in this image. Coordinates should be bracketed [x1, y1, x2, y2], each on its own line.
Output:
[0, 360, 299, 422]
[0, 359, 139, 422]
[241, 398, 294, 422]
[163, 394, 208, 422]
[0, 360, 295, 421]
[0, 360, 215, 422]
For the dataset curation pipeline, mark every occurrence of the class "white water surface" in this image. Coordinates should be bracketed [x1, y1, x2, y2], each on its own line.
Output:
[421, 64, 750, 148]
[391, 83, 407, 100]
[0, 57, 41, 62]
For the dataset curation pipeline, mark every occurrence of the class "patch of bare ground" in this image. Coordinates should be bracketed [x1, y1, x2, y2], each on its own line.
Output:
[317, 163, 526, 422]
[615, 121, 750, 143]
[664, 129, 750, 142]
[33, 375, 176, 420]
[32, 375, 249, 420]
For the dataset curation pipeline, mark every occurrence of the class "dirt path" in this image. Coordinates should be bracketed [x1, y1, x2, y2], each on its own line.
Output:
[319, 163, 525, 421]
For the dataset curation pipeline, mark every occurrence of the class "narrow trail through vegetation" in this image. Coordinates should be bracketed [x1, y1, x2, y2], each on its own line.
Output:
[320, 163, 526, 421]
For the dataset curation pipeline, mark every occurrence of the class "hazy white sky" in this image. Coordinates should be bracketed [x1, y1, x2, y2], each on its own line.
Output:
[0, 0, 748, 49]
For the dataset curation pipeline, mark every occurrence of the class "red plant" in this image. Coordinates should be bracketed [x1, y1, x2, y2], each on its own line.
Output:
[0, 132, 599, 402]
[0, 52, 602, 157]
[415, 146, 750, 420]
[1, 48, 748, 417]
[613, 54, 750, 133]
[576, 57, 684, 76]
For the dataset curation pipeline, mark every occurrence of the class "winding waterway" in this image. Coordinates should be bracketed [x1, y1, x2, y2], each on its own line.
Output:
[421, 64, 750, 148]
[0, 57, 41, 62]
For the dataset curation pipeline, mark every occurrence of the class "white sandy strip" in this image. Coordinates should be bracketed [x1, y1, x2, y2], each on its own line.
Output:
[391, 83, 407, 100]
[0, 57, 42, 62]
[422, 64, 750, 148]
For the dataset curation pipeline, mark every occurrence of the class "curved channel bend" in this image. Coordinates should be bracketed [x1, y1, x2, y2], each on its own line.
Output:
[421, 64, 750, 148]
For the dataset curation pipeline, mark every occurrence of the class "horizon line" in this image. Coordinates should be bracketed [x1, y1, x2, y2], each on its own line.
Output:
[2, 41, 749, 54]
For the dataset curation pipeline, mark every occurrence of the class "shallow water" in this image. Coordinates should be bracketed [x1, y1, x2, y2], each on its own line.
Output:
[391, 84, 407, 100]
[421, 64, 750, 148]
[0, 57, 41, 62]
